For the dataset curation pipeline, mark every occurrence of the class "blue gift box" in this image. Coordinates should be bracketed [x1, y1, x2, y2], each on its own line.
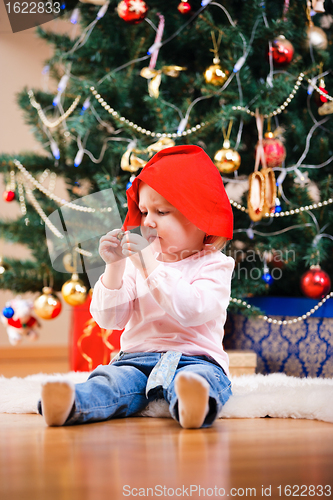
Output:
[225, 297, 333, 378]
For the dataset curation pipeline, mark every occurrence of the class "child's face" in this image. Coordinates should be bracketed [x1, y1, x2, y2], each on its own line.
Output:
[138, 182, 206, 262]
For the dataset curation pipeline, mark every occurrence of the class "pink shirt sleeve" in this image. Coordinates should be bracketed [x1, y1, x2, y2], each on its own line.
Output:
[90, 259, 137, 330]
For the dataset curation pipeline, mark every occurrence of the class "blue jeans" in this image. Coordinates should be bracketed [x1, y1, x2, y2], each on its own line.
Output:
[40, 353, 232, 428]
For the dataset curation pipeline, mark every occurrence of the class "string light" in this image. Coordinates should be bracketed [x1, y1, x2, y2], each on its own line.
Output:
[230, 291, 333, 324]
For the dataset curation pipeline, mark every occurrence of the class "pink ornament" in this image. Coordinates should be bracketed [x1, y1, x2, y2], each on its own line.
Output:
[256, 132, 286, 168]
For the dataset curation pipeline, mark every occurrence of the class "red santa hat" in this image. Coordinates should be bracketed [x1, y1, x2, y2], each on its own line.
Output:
[123, 145, 233, 239]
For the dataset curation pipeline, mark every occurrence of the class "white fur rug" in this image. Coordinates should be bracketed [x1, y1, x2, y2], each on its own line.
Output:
[0, 372, 332, 423]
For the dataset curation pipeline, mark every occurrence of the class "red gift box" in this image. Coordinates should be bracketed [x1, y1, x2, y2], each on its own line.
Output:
[70, 296, 123, 372]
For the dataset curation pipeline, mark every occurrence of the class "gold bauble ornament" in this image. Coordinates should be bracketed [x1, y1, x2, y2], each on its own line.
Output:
[204, 62, 228, 86]
[34, 287, 62, 320]
[305, 25, 328, 50]
[61, 274, 88, 306]
[214, 140, 241, 173]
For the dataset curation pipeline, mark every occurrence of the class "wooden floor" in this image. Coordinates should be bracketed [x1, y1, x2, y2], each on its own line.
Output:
[0, 413, 332, 500]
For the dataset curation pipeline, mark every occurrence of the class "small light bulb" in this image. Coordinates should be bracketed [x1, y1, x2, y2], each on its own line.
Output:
[70, 8, 80, 24]
[74, 149, 84, 167]
[50, 140, 60, 160]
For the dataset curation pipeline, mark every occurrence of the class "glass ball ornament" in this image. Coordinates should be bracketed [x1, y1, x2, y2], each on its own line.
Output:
[2, 306, 14, 319]
[305, 25, 328, 51]
[260, 132, 286, 168]
[3, 190, 15, 202]
[178, 0, 191, 14]
[214, 140, 241, 174]
[268, 35, 294, 66]
[262, 271, 274, 286]
[34, 287, 62, 320]
[117, 0, 148, 24]
[61, 273, 88, 306]
[204, 62, 228, 86]
[300, 265, 331, 299]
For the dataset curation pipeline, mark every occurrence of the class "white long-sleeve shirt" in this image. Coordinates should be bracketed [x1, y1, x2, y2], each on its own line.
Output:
[90, 246, 235, 376]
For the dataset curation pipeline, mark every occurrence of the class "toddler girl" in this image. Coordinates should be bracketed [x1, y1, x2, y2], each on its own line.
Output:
[39, 145, 235, 429]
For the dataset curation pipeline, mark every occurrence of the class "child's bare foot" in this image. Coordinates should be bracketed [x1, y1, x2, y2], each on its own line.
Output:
[41, 380, 75, 427]
[175, 372, 210, 429]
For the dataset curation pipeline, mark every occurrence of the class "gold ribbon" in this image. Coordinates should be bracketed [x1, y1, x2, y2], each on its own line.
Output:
[121, 148, 147, 173]
[121, 137, 176, 172]
[146, 137, 175, 155]
[318, 101, 333, 115]
[140, 66, 187, 98]
[77, 318, 115, 370]
[254, 109, 267, 172]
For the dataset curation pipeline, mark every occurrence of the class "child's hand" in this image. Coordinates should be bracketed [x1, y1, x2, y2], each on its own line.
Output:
[120, 232, 149, 258]
[99, 229, 127, 265]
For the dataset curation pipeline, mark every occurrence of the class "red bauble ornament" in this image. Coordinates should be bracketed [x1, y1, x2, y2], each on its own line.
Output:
[3, 190, 15, 202]
[117, 0, 148, 24]
[256, 132, 286, 168]
[268, 35, 294, 66]
[177, 0, 191, 14]
[300, 265, 331, 299]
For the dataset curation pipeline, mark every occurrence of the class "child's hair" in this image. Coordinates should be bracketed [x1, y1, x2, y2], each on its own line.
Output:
[204, 235, 228, 251]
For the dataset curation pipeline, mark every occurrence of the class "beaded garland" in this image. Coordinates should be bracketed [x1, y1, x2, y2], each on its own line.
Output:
[27, 74, 332, 138]
[28, 90, 81, 129]
[230, 197, 333, 217]
[232, 73, 304, 118]
[230, 291, 333, 324]
[89, 86, 209, 137]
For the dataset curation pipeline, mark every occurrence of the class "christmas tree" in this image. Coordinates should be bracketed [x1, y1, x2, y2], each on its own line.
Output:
[1, 0, 333, 328]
